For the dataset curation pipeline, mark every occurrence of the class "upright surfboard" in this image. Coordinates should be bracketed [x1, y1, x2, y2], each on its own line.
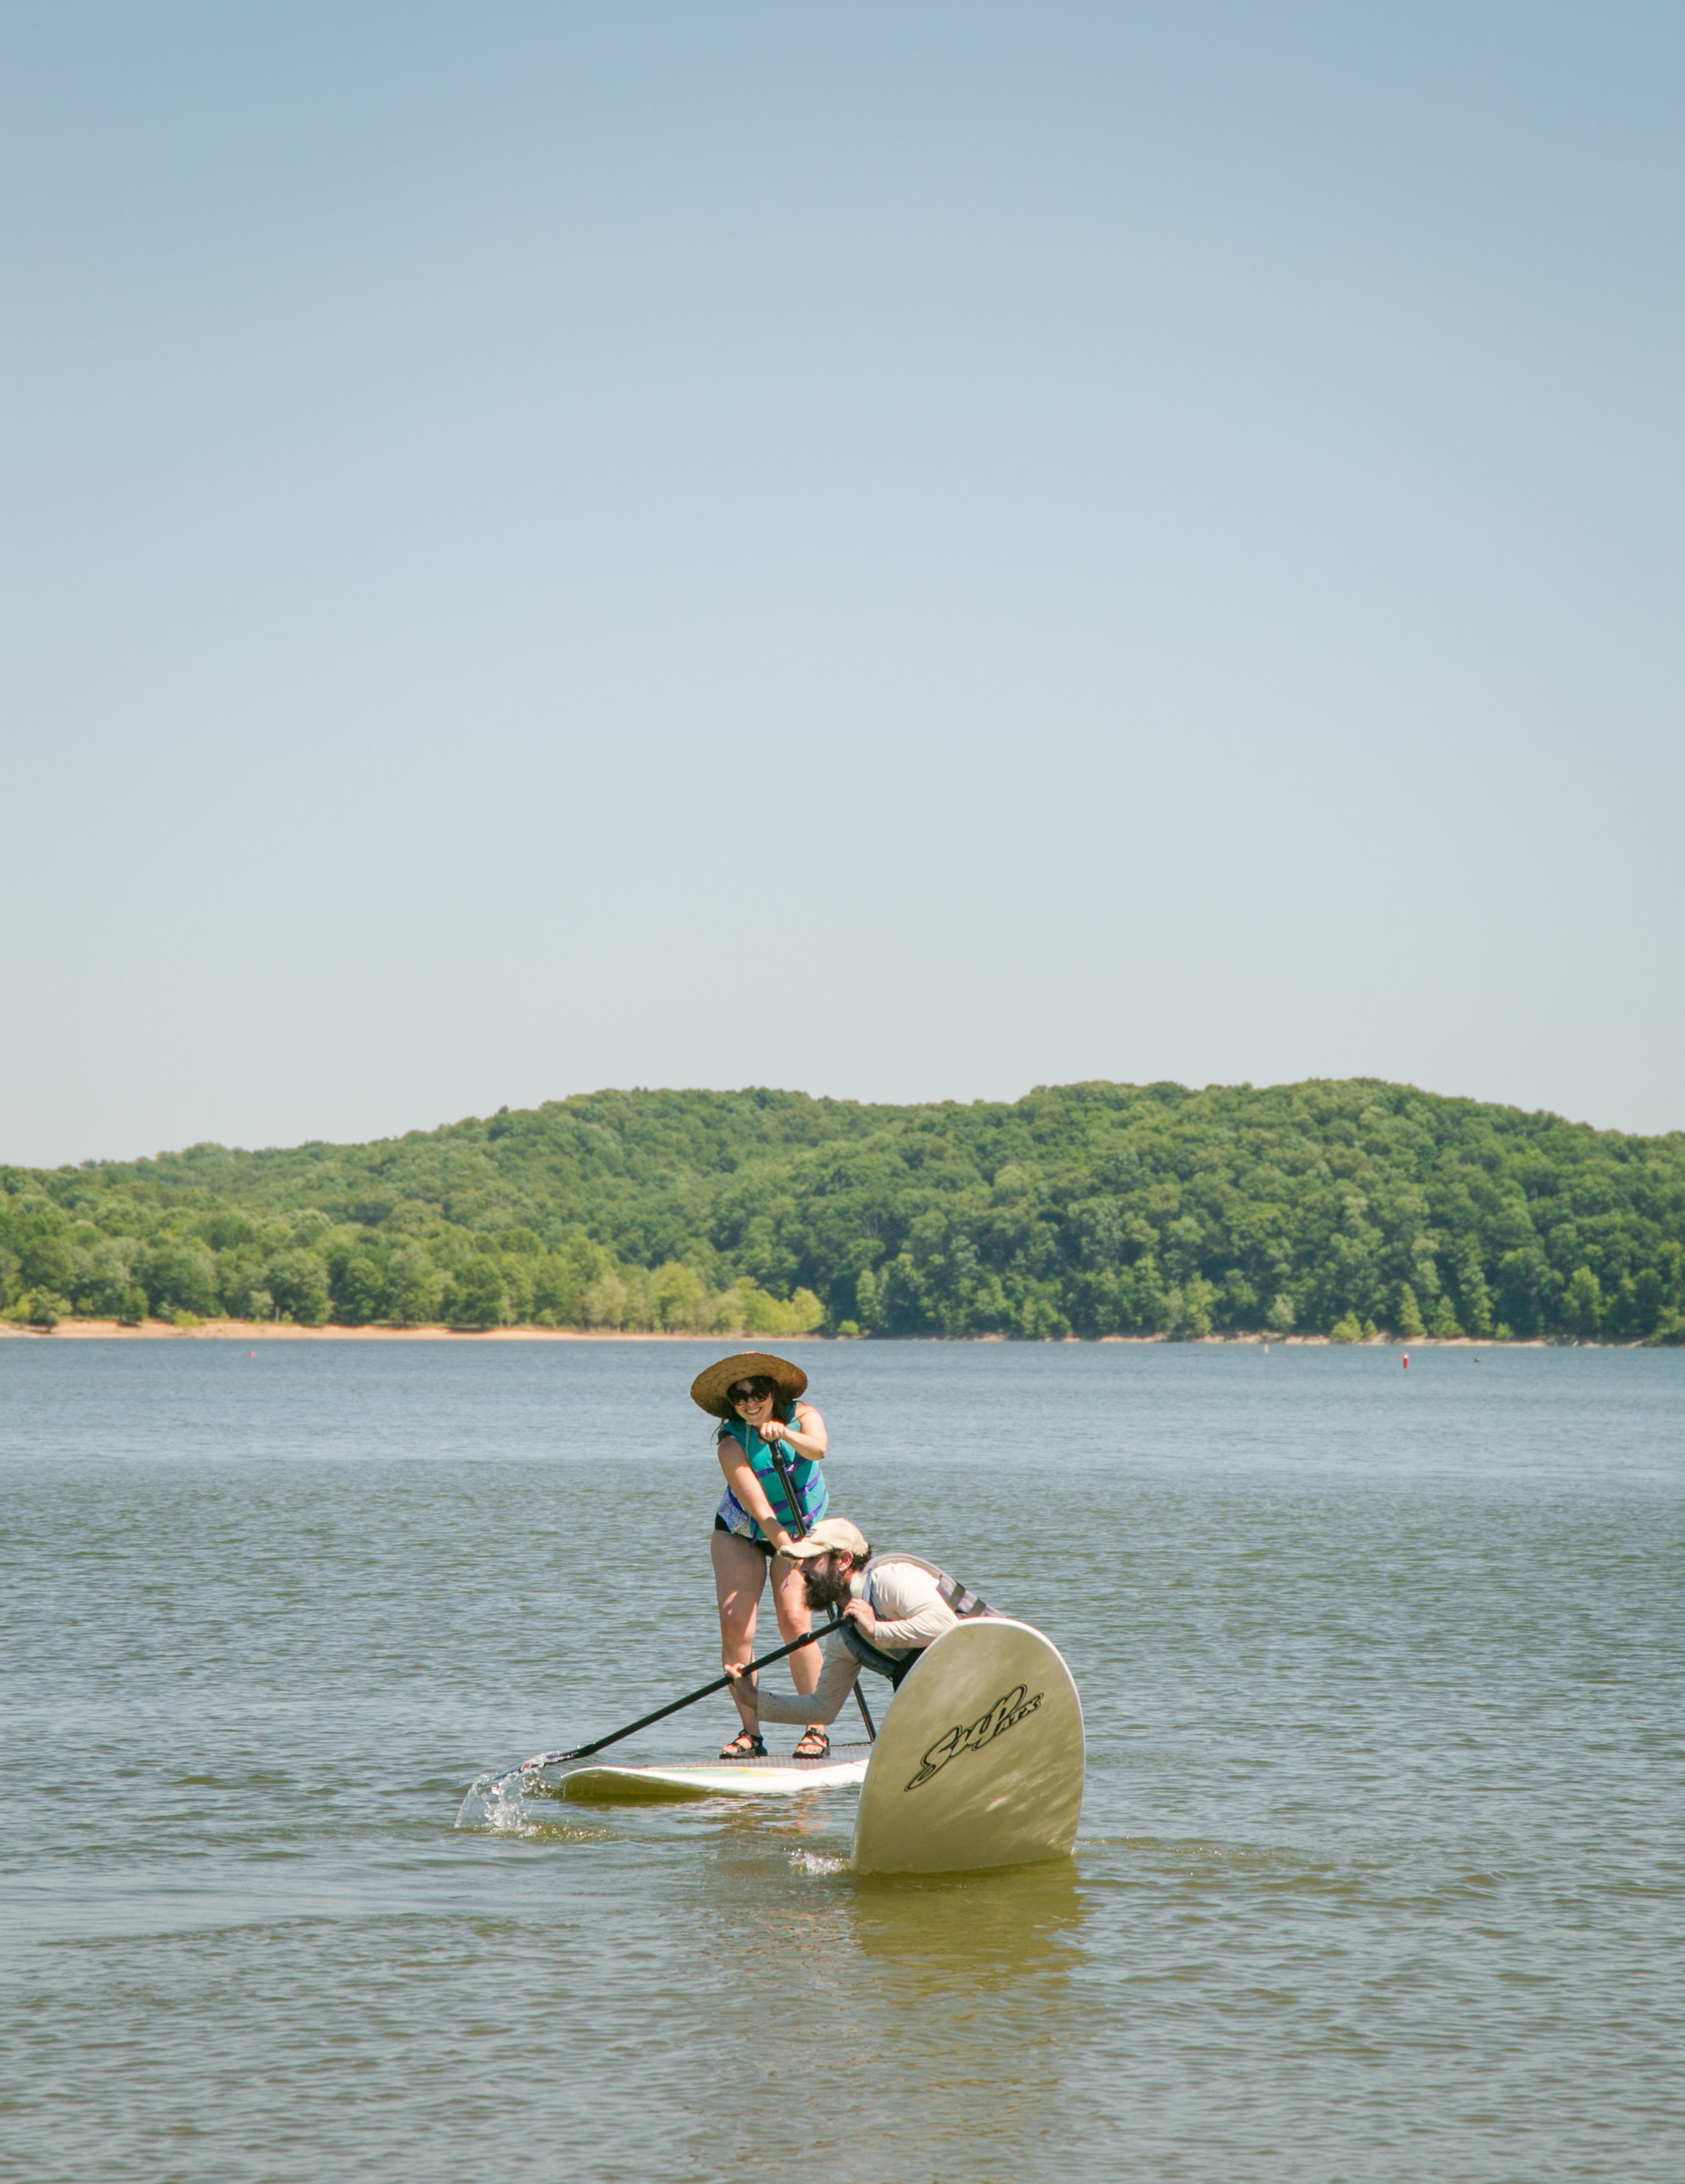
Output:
[851, 1616, 1084, 1875]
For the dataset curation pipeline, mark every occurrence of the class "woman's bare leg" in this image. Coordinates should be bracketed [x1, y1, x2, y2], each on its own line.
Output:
[769, 1554, 820, 1701]
[770, 1554, 825, 1749]
[712, 1529, 769, 1737]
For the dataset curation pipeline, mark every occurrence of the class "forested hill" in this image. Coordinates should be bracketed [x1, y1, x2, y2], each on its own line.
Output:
[3, 1081, 1683, 1341]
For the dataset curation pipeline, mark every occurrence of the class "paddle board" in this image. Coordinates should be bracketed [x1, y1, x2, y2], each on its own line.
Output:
[557, 1743, 872, 1804]
[851, 1616, 1083, 1875]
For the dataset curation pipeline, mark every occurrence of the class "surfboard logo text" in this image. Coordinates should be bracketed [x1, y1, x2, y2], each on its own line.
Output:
[904, 1684, 1043, 1791]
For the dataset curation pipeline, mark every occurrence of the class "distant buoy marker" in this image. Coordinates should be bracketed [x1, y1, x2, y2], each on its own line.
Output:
[1402, 1352, 1409, 1369]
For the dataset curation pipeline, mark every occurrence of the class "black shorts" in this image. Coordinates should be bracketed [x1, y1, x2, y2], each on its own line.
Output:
[714, 1515, 774, 1556]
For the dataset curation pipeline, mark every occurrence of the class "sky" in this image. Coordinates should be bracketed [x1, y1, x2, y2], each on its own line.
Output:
[2, 1, 1680, 1167]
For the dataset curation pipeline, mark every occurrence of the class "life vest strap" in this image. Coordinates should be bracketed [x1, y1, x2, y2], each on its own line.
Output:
[840, 1557, 998, 1689]
[936, 1575, 991, 1619]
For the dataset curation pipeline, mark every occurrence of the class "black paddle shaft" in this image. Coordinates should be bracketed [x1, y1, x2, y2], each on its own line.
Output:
[763, 1426, 874, 1744]
[761, 1426, 807, 1542]
[764, 1426, 876, 1744]
[514, 1616, 847, 1773]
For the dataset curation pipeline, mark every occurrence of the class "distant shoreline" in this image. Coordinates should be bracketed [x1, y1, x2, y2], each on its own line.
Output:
[0, 1318, 776, 1343]
[0, 1318, 1597, 1347]
[8, 1081, 1678, 1350]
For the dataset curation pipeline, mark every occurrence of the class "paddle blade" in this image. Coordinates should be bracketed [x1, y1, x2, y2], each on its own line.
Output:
[454, 1752, 559, 1829]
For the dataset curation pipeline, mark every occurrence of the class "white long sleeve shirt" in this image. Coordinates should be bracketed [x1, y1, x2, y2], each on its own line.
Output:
[750, 1557, 960, 1726]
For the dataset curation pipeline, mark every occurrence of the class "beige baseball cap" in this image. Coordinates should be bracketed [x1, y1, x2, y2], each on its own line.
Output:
[780, 1517, 869, 1562]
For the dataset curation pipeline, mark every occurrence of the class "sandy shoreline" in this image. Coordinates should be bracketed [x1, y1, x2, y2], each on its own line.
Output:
[0, 1318, 801, 1343]
[0, 1318, 1559, 1346]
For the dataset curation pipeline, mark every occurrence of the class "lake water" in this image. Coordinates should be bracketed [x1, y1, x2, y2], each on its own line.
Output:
[3, 1337, 1682, 2183]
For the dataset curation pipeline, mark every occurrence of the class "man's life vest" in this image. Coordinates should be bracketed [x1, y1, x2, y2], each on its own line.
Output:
[839, 1552, 995, 1690]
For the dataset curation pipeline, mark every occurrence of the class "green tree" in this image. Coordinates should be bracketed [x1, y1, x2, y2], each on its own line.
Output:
[1132, 1258, 1171, 1333]
[1452, 1236, 1494, 1337]
[1221, 1271, 1258, 1326]
[218, 1254, 270, 1318]
[530, 1251, 588, 1327]
[745, 1281, 824, 1335]
[1169, 1275, 1217, 1338]
[8, 1076, 1684, 1341]
[1562, 1265, 1604, 1338]
[1428, 1292, 1462, 1338]
[22, 1234, 77, 1292]
[450, 1256, 509, 1329]
[266, 1249, 331, 1325]
[1395, 1284, 1426, 1339]
[582, 1271, 629, 1329]
[74, 1241, 140, 1318]
[141, 1238, 220, 1319]
[14, 1289, 71, 1327]
[1018, 1289, 1068, 1339]
[334, 1254, 391, 1325]
[1496, 1248, 1552, 1339]
[1329, 1312, 1364, 1342]
[654, 1262, 710, 1331]
[1609, 1267, 1663, 1339]
[387, 1246, 443, 1326]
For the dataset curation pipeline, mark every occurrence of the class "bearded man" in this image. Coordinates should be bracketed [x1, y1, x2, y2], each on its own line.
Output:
[722, 1516, 993, 1758]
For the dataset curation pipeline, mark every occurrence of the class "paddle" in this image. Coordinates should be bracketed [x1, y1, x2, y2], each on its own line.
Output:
[486, 1615, 848, 1790]
[763, 1423, 876, 1745]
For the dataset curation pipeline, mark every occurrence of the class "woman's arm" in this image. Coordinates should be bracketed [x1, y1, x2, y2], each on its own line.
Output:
[758, 1401, 826, 1461]
[715, 1438, 796, 1553]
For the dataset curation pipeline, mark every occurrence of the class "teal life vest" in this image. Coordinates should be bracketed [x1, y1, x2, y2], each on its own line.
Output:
[718, 1403, 827, 1542]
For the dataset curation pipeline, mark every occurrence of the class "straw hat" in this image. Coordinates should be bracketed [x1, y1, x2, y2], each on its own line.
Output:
[690, 1350, 809, 1419]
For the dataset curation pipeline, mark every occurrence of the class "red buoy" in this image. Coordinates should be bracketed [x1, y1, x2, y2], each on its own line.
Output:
[1402, 1353, 1409, 1369]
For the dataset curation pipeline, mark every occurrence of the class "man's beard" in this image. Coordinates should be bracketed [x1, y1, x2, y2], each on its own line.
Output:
[802, 1563, 853, 1612]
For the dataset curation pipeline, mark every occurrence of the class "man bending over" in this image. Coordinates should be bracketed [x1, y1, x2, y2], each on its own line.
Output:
[723, 1515, 990, 1758]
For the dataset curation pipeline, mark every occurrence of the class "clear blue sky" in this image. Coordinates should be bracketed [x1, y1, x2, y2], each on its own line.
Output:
[3, 2, 1680, 1166]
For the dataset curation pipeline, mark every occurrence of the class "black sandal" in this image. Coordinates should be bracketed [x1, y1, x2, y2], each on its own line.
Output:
[793, 1727, 830, 1761]
[719, 1730, 767, 1760]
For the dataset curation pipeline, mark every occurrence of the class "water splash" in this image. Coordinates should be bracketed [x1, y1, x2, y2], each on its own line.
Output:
[791, 1849, 849, 1875]
[456, 1765, 551, 1831]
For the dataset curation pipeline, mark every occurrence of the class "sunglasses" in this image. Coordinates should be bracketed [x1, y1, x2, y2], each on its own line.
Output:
[731, 1383, 772, 1403]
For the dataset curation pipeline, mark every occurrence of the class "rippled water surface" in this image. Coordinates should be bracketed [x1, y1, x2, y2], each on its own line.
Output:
[3, 1337, 1682, 2182]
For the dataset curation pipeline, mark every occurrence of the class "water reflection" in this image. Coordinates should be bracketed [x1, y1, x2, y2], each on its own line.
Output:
[679, 1846, 1091, 2177]
[847, 1858, 1086, 1992]
[836, 1861, 1091, 2173]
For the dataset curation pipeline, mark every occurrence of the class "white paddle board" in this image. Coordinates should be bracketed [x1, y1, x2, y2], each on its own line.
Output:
[851, 1616, 1084, 1875]
[558, 1743, 871, 1803]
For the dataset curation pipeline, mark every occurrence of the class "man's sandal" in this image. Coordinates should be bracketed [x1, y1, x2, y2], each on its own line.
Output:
[793, 1727, 830, 1761]
[719, 1730, 767, 1760]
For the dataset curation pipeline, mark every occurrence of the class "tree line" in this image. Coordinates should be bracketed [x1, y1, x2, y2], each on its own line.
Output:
[3, 1079, 1682, 1341]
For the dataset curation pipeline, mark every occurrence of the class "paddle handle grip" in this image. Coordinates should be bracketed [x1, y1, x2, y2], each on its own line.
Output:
[764, 1436, 808, 1546]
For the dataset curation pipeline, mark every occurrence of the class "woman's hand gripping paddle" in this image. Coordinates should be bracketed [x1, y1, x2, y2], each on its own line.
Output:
[461, 1616, 847, 1814]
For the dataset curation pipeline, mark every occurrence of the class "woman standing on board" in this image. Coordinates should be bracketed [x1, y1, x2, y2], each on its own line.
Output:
[692, 1351, 830, 1761]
